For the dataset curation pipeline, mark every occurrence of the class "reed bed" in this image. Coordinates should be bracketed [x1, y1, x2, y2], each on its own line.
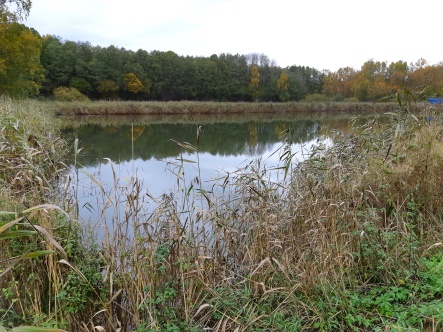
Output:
[3, 97, 443, 331]
[65, 102, 443, 331]
[0, 97, 72, 331]
[0, 98, 66, 201]
[51, 100, 413, 116]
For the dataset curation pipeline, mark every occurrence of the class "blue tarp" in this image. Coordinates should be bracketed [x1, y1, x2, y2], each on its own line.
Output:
[427, 98, 443, 104]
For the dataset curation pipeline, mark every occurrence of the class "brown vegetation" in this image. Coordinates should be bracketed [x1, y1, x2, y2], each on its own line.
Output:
[62, 102, 443, 330]
[3, 97, 443, 331]
[51, 100, 422, 116]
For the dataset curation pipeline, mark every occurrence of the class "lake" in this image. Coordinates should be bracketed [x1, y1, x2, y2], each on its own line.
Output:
[61, 112, 356, 237]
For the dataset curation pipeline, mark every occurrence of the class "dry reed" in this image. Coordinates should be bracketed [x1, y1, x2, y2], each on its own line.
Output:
[3, 96, 443, 331]
[0, 98, 72, 330]
[67, 103, 443, 331]
[51, 100, 414, 116]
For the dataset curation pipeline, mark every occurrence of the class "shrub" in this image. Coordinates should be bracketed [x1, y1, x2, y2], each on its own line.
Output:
[303, 93, 329, 102]
[344, 96, 360, 102]
[331, 93, 344, 101]
[53, 86, 90, 102]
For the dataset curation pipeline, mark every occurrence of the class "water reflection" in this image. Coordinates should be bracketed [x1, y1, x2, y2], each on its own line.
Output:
[63, 119, 326, 165]
[62, 113, 353, 233]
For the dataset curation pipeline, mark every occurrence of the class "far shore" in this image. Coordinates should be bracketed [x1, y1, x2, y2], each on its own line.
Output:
[48, 100, 432, 116]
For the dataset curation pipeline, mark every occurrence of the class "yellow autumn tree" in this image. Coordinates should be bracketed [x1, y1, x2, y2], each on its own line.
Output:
[410, 64, 443, 97]
[123, 72, 144, 94]
[249, 65, 260, 100]
[322, 67, 356, 99]
[276, 69, 290, 101]
[0, 11, 43, 96]
[277, 69, 289, 91]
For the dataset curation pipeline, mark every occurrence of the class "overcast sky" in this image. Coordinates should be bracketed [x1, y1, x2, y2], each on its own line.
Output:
[26, 0, 442, 71]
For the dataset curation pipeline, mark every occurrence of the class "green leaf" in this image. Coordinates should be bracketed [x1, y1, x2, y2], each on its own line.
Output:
[0, 211, 19, 216]
[186, 184, 194, 196]
[0, 230, 37, 240]
[0, 217, 24, 234]
[12, 327, 67, 332]
[23, 250, 55, 259]
[396, 92, 402, 107]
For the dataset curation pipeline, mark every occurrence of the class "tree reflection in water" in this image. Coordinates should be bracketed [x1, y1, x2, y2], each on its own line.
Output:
[62, 114, 351, 238]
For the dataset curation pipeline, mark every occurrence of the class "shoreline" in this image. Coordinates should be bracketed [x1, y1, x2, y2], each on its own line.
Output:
[48, 100, 426, 116]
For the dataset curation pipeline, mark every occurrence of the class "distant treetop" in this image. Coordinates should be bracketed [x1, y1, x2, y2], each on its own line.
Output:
[0, 0, 32, 21]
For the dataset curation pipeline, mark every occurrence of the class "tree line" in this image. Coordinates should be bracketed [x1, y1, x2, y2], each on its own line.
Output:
[322, 58, 443, 102]
[1, 1, 442, 101]
[38, 36, 324, 102]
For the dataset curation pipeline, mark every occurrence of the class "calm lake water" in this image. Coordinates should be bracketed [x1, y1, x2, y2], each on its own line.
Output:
[61, 113, 356, 233]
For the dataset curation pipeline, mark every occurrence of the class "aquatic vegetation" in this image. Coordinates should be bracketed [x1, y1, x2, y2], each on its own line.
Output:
[51, 100, 411, 116]
[2, 97, 443, 331]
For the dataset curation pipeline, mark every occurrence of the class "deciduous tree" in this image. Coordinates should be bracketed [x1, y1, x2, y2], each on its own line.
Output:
[276, 69, 289, 101]
[387, 60, 408, 88]
[277, 69, 289, 91]
[40, 36, 75, 93]
[0, 0, 32, 21]
[123, 72, 144, 94]
[98, 79, 119, 99]
[249, 65, 260, 99]
[0, 16, 43, 96]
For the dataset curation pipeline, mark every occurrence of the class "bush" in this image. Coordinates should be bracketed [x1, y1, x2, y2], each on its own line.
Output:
[331, 93, 344, 101]
[303, 93, 329, 102]
[344, 96, 360, 102]
[53, 86, 90, 102]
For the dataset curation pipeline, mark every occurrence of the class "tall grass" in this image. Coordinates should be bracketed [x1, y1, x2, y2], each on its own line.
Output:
[65, 100, 443, 331]
[0, 98, 71, 331]
[50, 100, 418, 116]
[3, 96, 443, 331]
[0, 98, 66, 201]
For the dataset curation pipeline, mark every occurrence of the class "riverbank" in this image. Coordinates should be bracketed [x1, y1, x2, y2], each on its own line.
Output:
[52, 100, 421, 116]
[2, 98, 443, 331]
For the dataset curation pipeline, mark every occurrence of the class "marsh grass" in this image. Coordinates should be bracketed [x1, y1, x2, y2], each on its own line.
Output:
[0, 98, 66, 201]
[63, 100, 443, 331]
[0, 98, 73, 331]
[3, 96, 443, 331]
[51, 100, 414, 116]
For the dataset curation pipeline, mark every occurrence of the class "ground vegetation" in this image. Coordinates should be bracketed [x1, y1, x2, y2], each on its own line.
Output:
[2, 95, 443, 331]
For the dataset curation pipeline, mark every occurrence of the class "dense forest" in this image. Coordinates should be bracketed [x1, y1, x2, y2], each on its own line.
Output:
[39, 37, 325, 102]
[1, 2, 443, 102]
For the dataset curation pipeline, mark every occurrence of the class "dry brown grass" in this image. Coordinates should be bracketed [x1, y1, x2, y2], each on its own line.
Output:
[3, 96, 443, 331]
[0, 98, 66, 202]
[0, 98, 72, 330]
[65, 105, 443, 330]
[50, 100, 413, 116]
